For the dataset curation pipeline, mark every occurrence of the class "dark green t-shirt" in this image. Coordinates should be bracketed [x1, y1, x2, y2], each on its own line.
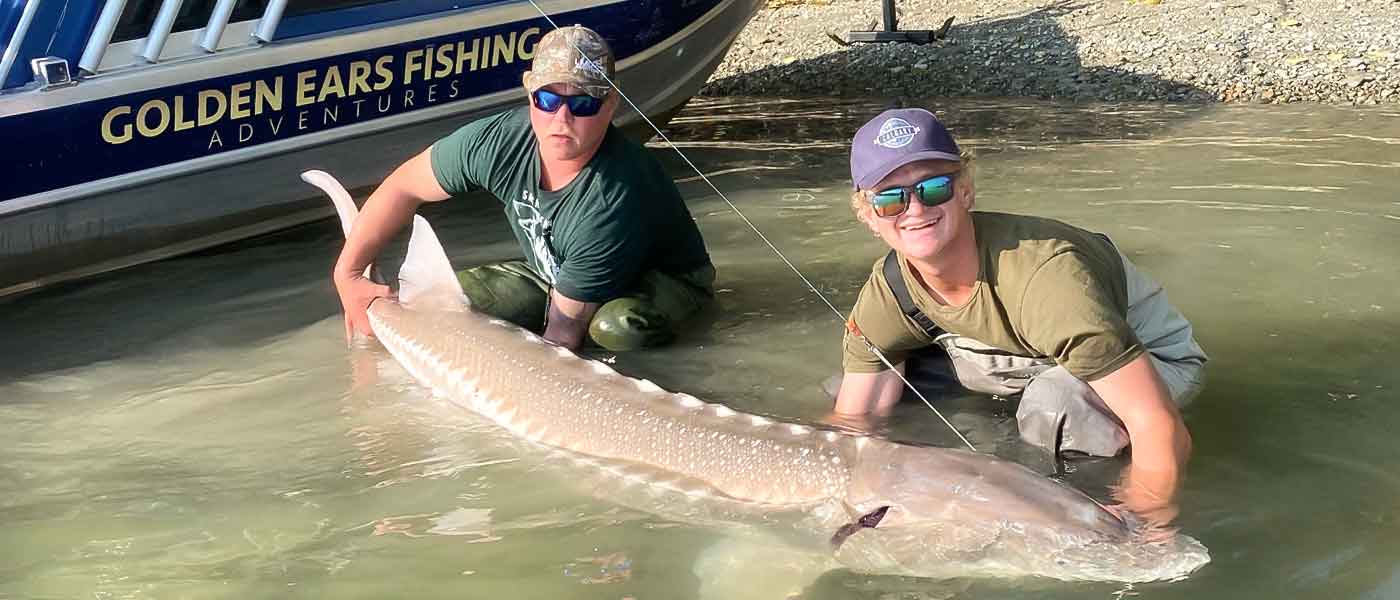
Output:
[429, 106, 711, 303]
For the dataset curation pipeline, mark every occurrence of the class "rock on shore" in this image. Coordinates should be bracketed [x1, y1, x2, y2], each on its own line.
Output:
[701, 0, 1400, 103]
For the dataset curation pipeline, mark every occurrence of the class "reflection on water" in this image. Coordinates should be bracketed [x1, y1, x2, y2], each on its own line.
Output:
[2, 98, 1398, 599]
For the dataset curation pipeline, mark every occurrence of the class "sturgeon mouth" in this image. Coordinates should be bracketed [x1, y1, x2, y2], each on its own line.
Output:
[830, 505, 890, 549]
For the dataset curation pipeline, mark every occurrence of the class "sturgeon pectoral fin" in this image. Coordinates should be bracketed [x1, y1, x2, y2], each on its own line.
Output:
[830, 506, 890, 549]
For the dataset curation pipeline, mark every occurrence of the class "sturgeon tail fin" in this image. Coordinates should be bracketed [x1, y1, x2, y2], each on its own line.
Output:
[302, 169, 360, 237]
[300, 169, 470, 312]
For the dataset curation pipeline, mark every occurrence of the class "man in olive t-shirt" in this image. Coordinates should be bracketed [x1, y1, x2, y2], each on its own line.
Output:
[833, 108, 1207, 525]
[332, 26, 713, 352]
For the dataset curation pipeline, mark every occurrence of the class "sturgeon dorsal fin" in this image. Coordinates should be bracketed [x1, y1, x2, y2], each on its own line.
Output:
[399, 214, 470, 311]
[301, 169, 469, 311]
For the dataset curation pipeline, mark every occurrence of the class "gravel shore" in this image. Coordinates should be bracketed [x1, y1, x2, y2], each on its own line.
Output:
[701, 0, 1400, 103]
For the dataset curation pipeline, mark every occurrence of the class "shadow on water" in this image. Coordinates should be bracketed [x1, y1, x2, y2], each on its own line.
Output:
[0, 221, 341, 383]
[706, 1, 1212, 102]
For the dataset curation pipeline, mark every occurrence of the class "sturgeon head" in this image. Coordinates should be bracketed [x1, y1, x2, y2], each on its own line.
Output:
[833, 439, 1211, 582]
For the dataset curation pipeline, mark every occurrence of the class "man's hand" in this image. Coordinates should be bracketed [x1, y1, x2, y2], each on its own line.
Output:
[820, 410, 889, 436]
[334, 270, 391, 343]
[1111, 467, 1181, 535]
[328, 148, 448, 343]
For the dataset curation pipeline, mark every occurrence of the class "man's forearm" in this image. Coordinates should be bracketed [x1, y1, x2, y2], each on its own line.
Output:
[834, 365, 906, 415]
[335, 149, 450, 279]
[1090, 353, 1192, 503]
[1126, 410, 1192, 472]
[543, 290, 600, 350]
[1122, 415, 1190, 497]
[334, 186, 422, 278]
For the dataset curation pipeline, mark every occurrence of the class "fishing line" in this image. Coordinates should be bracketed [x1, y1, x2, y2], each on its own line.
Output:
[523, 1, 977, 453]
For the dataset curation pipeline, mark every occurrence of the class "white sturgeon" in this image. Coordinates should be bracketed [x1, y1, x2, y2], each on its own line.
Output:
[305, 170, 1209, 583]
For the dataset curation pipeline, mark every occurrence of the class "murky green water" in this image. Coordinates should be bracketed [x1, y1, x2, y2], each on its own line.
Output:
[2, 98, 1398, 599]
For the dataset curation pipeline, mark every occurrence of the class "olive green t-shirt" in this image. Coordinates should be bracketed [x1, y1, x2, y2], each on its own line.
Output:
[429, 106, 711, 303]
[842, 212, 1144, 381]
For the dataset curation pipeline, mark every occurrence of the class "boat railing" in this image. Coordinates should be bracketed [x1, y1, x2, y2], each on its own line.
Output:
[78, 0, 129, 74]
[0, 0, 43, 87]
[137, 0, 186, 63]
[6, 0, 497, 90]
[197, 0, 241, 53]
[253, 0, 289, 45]
[81, 0, 287, 75]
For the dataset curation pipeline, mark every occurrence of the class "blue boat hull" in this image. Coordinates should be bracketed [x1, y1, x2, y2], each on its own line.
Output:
[0, 0, 761, 296]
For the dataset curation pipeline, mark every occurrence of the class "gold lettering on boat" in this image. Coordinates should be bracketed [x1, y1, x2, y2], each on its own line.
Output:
[95, 24, 545, 149]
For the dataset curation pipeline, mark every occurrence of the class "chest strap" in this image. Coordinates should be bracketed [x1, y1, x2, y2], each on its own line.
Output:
[882, 250, 941, 337]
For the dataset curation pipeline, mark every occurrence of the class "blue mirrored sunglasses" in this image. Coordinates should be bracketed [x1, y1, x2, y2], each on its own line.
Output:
[870, 173, 958, 218]
[530, 89, 604, 117]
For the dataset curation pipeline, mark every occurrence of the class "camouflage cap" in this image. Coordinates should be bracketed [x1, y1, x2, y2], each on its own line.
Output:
[522, 25, 615, 98]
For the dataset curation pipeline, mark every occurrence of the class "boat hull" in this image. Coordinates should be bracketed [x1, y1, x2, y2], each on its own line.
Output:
[0, 0, 761, 297]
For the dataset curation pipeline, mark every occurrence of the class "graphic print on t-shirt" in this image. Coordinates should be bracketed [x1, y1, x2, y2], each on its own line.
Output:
[511, 189, 560, 283]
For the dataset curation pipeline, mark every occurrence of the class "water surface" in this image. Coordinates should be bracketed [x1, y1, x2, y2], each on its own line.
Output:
[2, 98, 1398, 599]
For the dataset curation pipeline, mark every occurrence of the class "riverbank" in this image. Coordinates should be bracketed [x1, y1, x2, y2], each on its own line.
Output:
[701, 0, 1400, 104]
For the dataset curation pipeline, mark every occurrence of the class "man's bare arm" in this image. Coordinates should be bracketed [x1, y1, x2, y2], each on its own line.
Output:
[834, 366, 907, 416]
[543, 290, 601, 350]
[332, 149, 451, 339]
[1088, 353, 1192, 524]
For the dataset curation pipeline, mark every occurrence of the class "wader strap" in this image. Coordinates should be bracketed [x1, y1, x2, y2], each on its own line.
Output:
[882, 250, 940, 337]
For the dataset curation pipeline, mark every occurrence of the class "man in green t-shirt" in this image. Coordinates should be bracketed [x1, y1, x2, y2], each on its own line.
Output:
[332, 26, 714, 352]
[834, 108, 1207, 524]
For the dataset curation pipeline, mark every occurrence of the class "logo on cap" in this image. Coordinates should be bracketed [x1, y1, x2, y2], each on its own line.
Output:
[574, 56, 607, 79]
[874, 118, 921, 149]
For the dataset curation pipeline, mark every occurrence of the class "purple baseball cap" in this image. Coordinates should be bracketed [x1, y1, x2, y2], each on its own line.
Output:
[850, 108, 961, 190]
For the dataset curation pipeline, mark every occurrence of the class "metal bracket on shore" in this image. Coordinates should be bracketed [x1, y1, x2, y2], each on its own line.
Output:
[846, 0, 953, 45]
